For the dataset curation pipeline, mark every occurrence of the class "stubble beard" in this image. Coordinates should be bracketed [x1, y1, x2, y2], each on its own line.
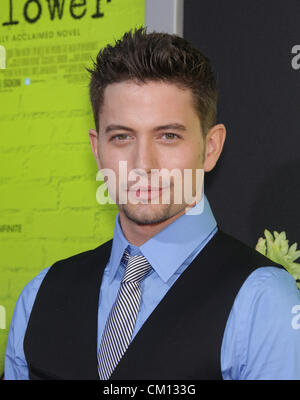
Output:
[118, 201, 187, 226]
[117, 177, 202, 226]
[115, 158, 205, 226]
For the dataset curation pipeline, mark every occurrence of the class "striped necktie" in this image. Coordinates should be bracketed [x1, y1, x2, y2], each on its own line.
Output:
[97, 248, 152, 380]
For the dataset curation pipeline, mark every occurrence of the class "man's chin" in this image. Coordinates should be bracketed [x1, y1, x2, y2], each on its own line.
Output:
[119, 203, 184, 226]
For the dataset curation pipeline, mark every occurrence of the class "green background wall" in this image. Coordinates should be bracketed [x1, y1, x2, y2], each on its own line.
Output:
[0, 0, 145, 376]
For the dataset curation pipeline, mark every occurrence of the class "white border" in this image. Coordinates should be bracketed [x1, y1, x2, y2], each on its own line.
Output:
[145, 0, 184, 36]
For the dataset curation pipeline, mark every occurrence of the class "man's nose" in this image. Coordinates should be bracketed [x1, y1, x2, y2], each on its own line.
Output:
[133, 138, 156, 173]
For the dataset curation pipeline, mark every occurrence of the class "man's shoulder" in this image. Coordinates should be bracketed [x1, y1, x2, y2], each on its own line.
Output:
[240, 266, 298, 297]
[15, 239, 113, 310]
[231, 266, 300, 330]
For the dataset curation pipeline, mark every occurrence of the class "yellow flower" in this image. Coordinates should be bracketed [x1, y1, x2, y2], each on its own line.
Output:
[255, 229, 300, 289]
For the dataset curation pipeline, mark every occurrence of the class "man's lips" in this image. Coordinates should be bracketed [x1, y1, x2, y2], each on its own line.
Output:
[127, 185, 169, 191]
[127, 186, 169, 200]
[134, 187, 161, 191]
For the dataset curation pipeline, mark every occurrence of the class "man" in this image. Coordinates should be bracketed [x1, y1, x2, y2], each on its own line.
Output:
[4, 27, 300, 380]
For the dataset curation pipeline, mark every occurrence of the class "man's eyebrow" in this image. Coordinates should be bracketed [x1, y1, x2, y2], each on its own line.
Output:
[104, 123, 187, 134]
[153, 123, 187, 132]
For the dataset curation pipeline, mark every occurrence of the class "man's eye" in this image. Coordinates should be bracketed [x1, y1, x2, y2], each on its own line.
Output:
[162, 133, 179, 140]
[111, 134, 130, 141]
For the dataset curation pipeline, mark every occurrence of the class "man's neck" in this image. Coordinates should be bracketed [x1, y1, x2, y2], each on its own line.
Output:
[118, 208, 188, 247]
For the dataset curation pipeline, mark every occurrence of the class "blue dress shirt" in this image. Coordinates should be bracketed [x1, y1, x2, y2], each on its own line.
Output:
[4, 194, 300, 379]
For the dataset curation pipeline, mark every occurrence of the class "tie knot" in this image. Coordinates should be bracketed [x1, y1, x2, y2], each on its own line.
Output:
[121, 249, 152, 283]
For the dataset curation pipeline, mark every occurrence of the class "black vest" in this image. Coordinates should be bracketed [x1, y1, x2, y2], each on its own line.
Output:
[23, 228, 283, 380]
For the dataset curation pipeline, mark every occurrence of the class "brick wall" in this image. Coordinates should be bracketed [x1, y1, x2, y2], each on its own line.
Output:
[0, 120, 118, 374]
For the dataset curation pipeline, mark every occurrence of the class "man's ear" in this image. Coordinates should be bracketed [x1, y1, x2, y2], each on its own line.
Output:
[89, 128, 102, 170]
[203, 123, 226, 172]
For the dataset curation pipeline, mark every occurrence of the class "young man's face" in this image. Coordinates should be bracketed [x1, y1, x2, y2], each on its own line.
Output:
[90, 80, 225, 225]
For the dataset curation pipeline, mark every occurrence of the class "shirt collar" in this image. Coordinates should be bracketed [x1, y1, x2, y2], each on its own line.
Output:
[108, 193, 217, 284]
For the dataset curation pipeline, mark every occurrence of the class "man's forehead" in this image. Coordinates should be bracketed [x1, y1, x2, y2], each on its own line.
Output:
[97, 80, 201, 135]
[102, 79, 194, 101]
[100, 81, 197, 117]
